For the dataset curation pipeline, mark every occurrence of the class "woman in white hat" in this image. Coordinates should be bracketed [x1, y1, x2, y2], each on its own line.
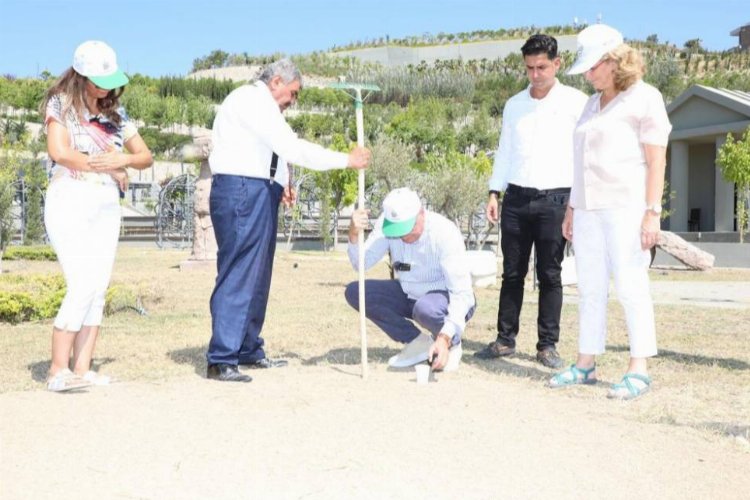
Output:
[40, 41, 153, 391]
[549, 25, 672, 399]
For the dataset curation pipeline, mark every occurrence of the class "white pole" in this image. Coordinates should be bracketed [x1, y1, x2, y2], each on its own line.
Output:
[355, 88, 368, 379]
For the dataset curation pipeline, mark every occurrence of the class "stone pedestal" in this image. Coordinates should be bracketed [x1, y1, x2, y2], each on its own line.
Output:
[179, 137, 217, 271]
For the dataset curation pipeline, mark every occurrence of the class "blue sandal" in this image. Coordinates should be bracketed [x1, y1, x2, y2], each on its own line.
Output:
[607, 373, 652, 400]
[548, 364, 597, 388]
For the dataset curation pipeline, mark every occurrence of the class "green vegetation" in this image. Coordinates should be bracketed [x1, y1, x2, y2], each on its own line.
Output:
[0, 272, 142, 324]
[717, 128, 750, 242]
[1, 27, 749, 240]
[2, 245, 56, 261]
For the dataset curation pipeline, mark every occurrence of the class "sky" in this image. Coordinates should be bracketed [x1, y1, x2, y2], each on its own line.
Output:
[1, 0, 746, 78]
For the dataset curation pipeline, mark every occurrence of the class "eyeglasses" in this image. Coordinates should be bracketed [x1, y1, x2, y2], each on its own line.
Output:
[586, 58, 608, 73]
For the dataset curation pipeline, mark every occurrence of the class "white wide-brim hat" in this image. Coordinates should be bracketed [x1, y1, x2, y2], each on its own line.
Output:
[567, 24, 624, 75]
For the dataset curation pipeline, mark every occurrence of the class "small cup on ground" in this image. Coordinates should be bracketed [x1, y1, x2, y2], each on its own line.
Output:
[415, 364, 430, 384]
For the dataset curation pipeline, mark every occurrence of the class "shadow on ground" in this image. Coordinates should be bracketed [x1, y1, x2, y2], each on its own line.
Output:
[168, 346, 305, 376]
[460, 338, 552, 382]
[302, 347, 399, 366]
[26, 357, 116, 383]
[608, 345, 749, 370]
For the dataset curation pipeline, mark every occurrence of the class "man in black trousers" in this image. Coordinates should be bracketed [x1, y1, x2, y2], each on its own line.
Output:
[475, 35, 587, 368]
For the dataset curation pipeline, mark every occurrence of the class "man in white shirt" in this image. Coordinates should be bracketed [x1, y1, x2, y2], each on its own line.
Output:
[206, 59, 370, 382]
[345, 188, 476, 372]
[475, 35, 587, 368]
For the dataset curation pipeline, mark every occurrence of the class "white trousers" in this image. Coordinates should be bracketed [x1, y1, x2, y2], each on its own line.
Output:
[44, 178, 121, 331]
[573, 208, 657, 358]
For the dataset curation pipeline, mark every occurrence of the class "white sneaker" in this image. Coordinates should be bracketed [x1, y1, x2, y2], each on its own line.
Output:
[388, 333, 433, 368]
[81, 370, 112, 386]
[444, 343, 463, 372]
[46, 369, 91, 392]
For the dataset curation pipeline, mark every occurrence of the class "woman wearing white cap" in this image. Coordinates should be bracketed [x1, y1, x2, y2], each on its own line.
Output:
[548, 25, 671, 399]
[40, 41, 153, 391]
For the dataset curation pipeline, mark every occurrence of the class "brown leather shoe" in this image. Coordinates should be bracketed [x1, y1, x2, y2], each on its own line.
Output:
[473, 341, 515, 359]
[536, 348, 563, 369]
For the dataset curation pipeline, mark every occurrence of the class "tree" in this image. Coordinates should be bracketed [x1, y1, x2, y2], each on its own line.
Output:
[417, 150, 489, 227]
[683, 38, 705, 53]
[717, 129, 750, 242]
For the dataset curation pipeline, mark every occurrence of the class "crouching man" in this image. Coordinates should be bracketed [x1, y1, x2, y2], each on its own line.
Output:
[344, 188, 476, 371]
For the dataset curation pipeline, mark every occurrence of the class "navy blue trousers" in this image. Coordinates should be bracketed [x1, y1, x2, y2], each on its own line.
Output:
[344, 279, 473, 346]
[207, 174, 283, 365]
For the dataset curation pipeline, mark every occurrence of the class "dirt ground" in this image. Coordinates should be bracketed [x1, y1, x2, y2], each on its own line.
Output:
[2, 365, 749, 499]
[1, 249, 748, 499]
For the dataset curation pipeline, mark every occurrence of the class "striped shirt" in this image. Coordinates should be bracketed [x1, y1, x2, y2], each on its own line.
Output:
[348, 211, 475, 338]
[45, 93, 138, 185]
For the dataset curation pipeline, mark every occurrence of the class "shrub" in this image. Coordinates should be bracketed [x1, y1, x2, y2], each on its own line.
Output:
[3, 245, 56, 261]
[0, 273, 144, 323]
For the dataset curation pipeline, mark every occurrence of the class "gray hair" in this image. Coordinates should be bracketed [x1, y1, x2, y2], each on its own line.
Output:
[258, 58, 302, 85]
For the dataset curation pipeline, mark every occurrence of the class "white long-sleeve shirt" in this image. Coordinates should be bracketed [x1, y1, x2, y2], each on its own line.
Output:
[209, 81, 348, 185]
[489, 79, 588, 191]
[348, 211, 475, 339]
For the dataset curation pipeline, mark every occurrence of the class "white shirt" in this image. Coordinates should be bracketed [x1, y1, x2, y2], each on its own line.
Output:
[570, 80, 672, 210]
[489, 79, 588, 191]
[209, 81, 349, 186]
[348, 211, 475, 338]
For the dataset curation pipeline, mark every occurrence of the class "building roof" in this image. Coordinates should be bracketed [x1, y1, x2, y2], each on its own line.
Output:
[730, 22, 750, 36]
[667, 85, 750, 142]
[667, 85, 750, 116]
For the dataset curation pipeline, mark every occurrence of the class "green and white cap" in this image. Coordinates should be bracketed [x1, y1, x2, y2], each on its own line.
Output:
[73, 40, 129, 90]
[381, 188, 421, 238]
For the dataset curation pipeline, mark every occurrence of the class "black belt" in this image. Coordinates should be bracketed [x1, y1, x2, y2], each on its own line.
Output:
[506, 183, 570, 197]
[270, 152, 278, 183]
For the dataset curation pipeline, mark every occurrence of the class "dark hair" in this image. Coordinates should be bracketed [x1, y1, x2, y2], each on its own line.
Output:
[39, 68, 125, 127]
[521, 34, 558, 59]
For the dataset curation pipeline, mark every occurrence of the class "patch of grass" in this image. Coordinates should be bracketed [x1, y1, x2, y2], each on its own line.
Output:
[0, 247, 747, 441]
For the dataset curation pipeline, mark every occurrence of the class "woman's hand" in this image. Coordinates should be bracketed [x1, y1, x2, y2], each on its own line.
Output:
[562, 206, 574, 241]
[109, 168, 129, 192]
[641, 211, 660, 250]
[89, 147, 128, 172]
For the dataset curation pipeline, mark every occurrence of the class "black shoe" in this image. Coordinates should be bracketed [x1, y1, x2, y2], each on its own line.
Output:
[474, 341, 515, 359]
[240, 358, 288, 369]
[207, 363, 252, 382]
[536, 348, 563, 369]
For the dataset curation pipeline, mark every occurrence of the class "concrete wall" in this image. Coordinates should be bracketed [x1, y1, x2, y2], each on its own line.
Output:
[333, 36, 579, 66]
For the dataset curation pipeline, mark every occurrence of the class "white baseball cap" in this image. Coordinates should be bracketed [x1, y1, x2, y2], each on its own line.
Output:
[381, 188, 422, 238]
[73, 40, 129, 90]
[567, 24, 624, 75]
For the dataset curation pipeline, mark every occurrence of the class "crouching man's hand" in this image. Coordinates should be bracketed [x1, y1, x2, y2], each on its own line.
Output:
[428, 333, 452, 371]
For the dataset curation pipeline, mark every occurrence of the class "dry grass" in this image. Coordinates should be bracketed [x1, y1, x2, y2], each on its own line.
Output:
[0, 247, 748, 442]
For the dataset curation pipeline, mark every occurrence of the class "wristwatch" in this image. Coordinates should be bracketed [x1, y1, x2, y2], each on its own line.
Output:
[646, 203, 662, 215]
[488, 190, 501, 198]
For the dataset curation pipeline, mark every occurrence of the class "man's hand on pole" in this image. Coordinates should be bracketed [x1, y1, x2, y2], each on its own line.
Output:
[348, 208, 370, 243]
[347, 147, 371, 169]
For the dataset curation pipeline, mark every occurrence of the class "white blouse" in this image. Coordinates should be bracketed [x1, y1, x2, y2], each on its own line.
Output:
[570, 80, 672, 210]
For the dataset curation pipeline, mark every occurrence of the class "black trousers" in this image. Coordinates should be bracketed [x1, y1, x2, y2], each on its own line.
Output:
[497, 184, 569, 351]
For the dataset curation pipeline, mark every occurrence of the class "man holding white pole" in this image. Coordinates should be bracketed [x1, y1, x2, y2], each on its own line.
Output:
[206, 59, 370, 383]
[344, 188, 476, 372]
